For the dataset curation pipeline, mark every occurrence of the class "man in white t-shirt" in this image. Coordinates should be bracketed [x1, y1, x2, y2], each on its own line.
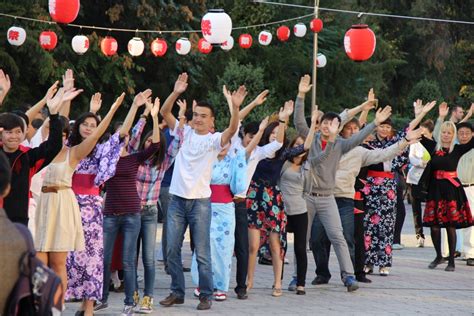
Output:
[158, 73, 242, 310]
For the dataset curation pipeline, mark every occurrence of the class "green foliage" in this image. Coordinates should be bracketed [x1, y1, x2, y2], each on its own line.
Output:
[407, 79, 442, 111]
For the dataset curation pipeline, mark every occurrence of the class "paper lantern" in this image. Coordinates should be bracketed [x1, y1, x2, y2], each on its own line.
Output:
[344, 24, 376, 62]
[176, 38, 191, 55]
[71, 34, 89, 54]
[39, 31, 58, 51]
[7, 26, 26, 46]
[49, 0, 80, 24]
[128, 37, 145, 56]
[201, 9, 232, 44]
[316, 53, 327, 68]
[101, 36, 118, 56]
[277, 26, 290, 42]
[220, 36, 234, 51]
[198, 38, 213, 54]
[151, 38, 167, 57]
[293, 23, 307, 37]
[239, 34, 252, 49]
[258, 31, 272, 46]
[310, 18, 323, 33]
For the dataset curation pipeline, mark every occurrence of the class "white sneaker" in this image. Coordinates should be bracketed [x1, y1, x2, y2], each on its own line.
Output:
[139, 296, 153, 314]
[392, 243, 404, 250]
[416, 237, 425, 248]
[379, 267, 390, 276]
[121, 305, 135, 316]
[214, 290, 227, 301]
[194, 287, 201, 297]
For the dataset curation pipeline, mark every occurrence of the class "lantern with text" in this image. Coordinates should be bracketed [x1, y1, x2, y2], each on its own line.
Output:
[176, 38, 191, 55]
[221, 36, 234, 51]
[344, 24, 376, 62]
[49, 0, 80, 24]
[310, 18, 323, 33]
[198, 38, 213, 54]
[7, 26, 26, 46]
[128, 37, 145, 56]
[293, 23, 307, 37]
[316, 53, 327, 68]
[71, 35, 89, 54]
[39, 31, 58, 51]
[151, 38, 168, 57]
[277, 26, 290, 42]
[239, 34, 252, 49]
[258, 31, 272, 46]
[101, 36, 118, 56]
[201, 9, 232, 44]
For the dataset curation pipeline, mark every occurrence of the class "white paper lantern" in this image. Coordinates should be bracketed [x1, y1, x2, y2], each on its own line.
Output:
[201, 9, 232, 44]
[317, 53, 327, 68]
[294, 23, 307, 37]
[221, 36, 234, 51]
[71, 35, 89, 54]
[7, 26, 26, 46]
[258, 30, 272, 46]
[128, 37, 145, 56]
[176, 38, 191, 55]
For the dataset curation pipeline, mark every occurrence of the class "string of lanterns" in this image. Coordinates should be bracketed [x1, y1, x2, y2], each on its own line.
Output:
[3, 0, 377, 63]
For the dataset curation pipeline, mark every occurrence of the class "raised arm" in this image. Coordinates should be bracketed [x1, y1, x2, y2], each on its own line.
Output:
[119, 89, 152, 137]
[408, 99, 437, 130]
[58, 69, 75, 118]
[460, 103, 474, 123]
[221, 85, 246, 147]
[433, 102, 448, 142]
[136, 98, 161, 163]
[0, 69, 11, 106]
[128, 101, 151, 154]
[239, 90, 269, 121]
[89, 92, 103, 115]
[346, 88, 377, 120]
[304, 108, 321, 150]
[26, 81, 59, 123]
[308, 117, 339, 166]
[160, 73, 188, 131]
[245, 116, 269, 158]
[294, 75, 311, 137]
[71, 93, 125, 164]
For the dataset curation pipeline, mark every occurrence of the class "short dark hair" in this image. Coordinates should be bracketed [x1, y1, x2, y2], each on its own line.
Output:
[320, 112, 341, 124]
[243, 121, 259, 136]
[457, 122, 473, 132]
[195, 101, 215, 117]
[0, 151, 11, 197]
[420, 119, 435, 133]
[31, 118, 44, 129]
[11, 110, 30, 127]
[0, 113, 26, 133]
[451, 105, 463, 112]
[185, 108, 193, 122]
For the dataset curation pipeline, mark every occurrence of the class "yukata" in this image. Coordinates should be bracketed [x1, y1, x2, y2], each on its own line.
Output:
[66, 132, 123, 301]
[191, 149, 247, 292]
[362, 130, 408, 268]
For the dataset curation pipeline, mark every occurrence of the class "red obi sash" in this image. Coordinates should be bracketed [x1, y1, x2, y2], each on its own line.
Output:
[434, 170, 460, 187]
[367, 170, 395, 179]
[210, 184, 233, 203]
[72, 174, 100, 196]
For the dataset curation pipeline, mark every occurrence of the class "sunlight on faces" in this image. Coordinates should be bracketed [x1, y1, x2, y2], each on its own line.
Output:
[457, 127, 473, 145]
[79, 117, 97, 139]
[193, 106, 214, 134]
[376, 123, 392, 139]
[1, 127, 24, 151]
[341, 122, 360, 139]
[440, 124, 455, 144]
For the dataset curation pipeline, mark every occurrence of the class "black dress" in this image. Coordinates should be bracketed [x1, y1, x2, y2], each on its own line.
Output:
[421, 137, 474, 228]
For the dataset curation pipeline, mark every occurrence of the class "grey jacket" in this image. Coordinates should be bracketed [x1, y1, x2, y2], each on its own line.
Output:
[294, 97, 376, 195]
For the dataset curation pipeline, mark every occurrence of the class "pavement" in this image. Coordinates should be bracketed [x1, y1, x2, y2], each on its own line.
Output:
[65, 202, 474, 315]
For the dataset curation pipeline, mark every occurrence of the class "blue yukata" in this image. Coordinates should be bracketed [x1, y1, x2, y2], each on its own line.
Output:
[191, 149, 247, 292]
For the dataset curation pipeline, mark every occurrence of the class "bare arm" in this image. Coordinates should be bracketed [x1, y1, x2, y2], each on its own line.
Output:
[160, 73, 188, 131]
[239, 90, 269, 120]
[119, 89, 152, 137]
[221, 85, 246, 147]
[304, 108, 320, 150]
[408, 100, 437, 130]
[460, 103, 474, 123]
[26, 81, 59, 123]
[245, 116, 268, 158]
[150, 97, 161, 143]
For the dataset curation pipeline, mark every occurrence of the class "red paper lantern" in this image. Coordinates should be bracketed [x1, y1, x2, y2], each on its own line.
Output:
[39, 31, 58, 51]
[310, 18, 323, 33]
[276, 26, 290, 42]
[151, 38, 168, 57]
[198, 38, 213, 54]
[101, 36, 118, 56]
[49, 0, 80, 24]
[344, 24, 376, 62]
[239, 34, 252, 49]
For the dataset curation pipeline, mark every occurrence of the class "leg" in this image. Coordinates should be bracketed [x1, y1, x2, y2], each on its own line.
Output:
[446, 226, 457, 266]
[354, 212, 368, 280]
[410, 184, 425, 239]
[36, 252, 48, 266]
[269, 232, 283, 289]
[159, 186, 170, 265]
[306, 205, 317, 249]
[247, 228, 260, 291]
[311, 214, 331, 280]
[336, 198, 355, 266]
[141, 205, 158, 297]
[122, 214, 141, 306]
[48, 252, 68, 306]
[234, 200, 249, 294]
[291, 213, 308, 287]
[102, 216, 121, 303]
[393, 178, 406, 245]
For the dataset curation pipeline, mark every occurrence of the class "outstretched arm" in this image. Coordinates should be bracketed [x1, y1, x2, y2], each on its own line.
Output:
[460, 103, 474, 123]
[408, 99, 437, 130]
[160, 73, 188, 131]
[221, 85, 247, 147]
[239, 90, 269, 121]
[245, 116, 269, 159]
[119, 89, 152, 137]
[304, 108, 321, 150]
[26, 81, 59, 123]
[294, 75, 311, 137]
[346, 88, 377, 121]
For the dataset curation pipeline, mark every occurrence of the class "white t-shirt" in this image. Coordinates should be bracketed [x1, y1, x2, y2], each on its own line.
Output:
[169, 123, 223, 199]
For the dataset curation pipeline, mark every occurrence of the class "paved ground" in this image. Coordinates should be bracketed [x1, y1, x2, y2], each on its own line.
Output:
[65, 203, 474, 315]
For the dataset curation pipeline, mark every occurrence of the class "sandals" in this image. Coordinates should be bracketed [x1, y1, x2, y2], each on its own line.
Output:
[272, 286, 283, 297]
[296, 286, 306, 295]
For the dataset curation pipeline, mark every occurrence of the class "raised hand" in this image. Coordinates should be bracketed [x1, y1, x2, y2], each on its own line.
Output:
[328, 117, 341, 137]
[89, 92, 102, 114]
[44, 81, 60, 102]
[62, 69, 74, 91]
[133, 89, 153, 107]
[174, 73, 188, 94]
[143, 97, 153, 117]
[362, 88, 377, 111]
[192, 100, 197, 112]
[223, 85, 232, 101]
[177, 99, 187, 117]
[231, 85, 248, 109]
[46, 88, 65, 115]
[63, 88, 83, 102]
[151, 97, 160, 118]
[311, 107, 320, 126]
[405, 127, 423, 144]
[0, 69, 11, 104]
[375, 106, 392, 125]
[111, 93, 126, 112]
[259, 116, 269, 131]
[413, 99, 423, 117]
[439, 102, 449, 118]
[422, 100, 436, 114]
[279, 100, 294, 121]
[253, 90, 269, 106]
[298, 74, 312, 94]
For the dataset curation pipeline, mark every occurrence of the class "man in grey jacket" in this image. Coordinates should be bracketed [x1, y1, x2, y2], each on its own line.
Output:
[294, 75, 392, 291]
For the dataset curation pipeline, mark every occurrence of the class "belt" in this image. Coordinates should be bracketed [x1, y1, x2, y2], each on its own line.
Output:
[367, 170, 395, 179]
[434, 171, 460, 187]
[233, 197, 246, 203]
[308, 192, 332, 197]
[353, 191, 363, 201]
[72, 174, 100, 196]
[463, 183, 474, 188]
[210, 184, 233, 203]
[41, 186, 71, 193]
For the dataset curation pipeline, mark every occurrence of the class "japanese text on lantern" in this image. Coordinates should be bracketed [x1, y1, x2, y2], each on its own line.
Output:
[260, 34, 268, 42]
[201, 19, 212, 36]
[111, 42, 118, 51]
[344, 36, 351, 53]
[49, 0, 56, 14]
[241, 37, 250, 45]
[176, 42, 181, 50]
[84, 38, 90, 48]
[8, 31, 19, 41]
[153, 42, 163, 51]
[41, 36, 51, 45]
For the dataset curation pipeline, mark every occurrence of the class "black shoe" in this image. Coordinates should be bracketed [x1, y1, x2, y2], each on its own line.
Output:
[445, 263, 455, 272]
[183, 267, 191, 272]
[234, 288, 248, 300]
[258, 257, 272, 265]
[467, 258, 474, 266]
[428, 257, 447, 269]
[454, 251, 461, 258]
[159, 293, 184, 307]
[296, 286, 306, 295]
[93, 301, 109, 312]
[311, 275, 330, 285]
[74, 311, 84, 316]
[356, 275, 372, 283]
[197, 297, 212, 310]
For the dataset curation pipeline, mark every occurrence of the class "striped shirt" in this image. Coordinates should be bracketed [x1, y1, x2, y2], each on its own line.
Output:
[103, 142, 159, 215]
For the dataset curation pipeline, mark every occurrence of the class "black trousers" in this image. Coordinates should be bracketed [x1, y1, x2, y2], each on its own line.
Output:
[354, 212, 365, 277]
[393, 175, 406, 244]
[287, 212, 308, 287]
[234, 200, 249, 292]
[409, 184, 425, 238]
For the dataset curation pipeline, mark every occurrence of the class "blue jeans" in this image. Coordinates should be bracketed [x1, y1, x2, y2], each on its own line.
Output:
[102, 213, 141, 306]
[136, 205, 158, 297]
[166, 195, 213, 299]
[159, 186, 171, 264]
[312, 197, 355, 279]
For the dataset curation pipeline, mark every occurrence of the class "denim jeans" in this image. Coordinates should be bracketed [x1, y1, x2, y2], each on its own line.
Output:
[166, 195, 213, 299]
[312, 197, 355, 279]
[136, 205, 158, 297]
[158, 186, 170, 264]
[102, 213, 141, 306]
